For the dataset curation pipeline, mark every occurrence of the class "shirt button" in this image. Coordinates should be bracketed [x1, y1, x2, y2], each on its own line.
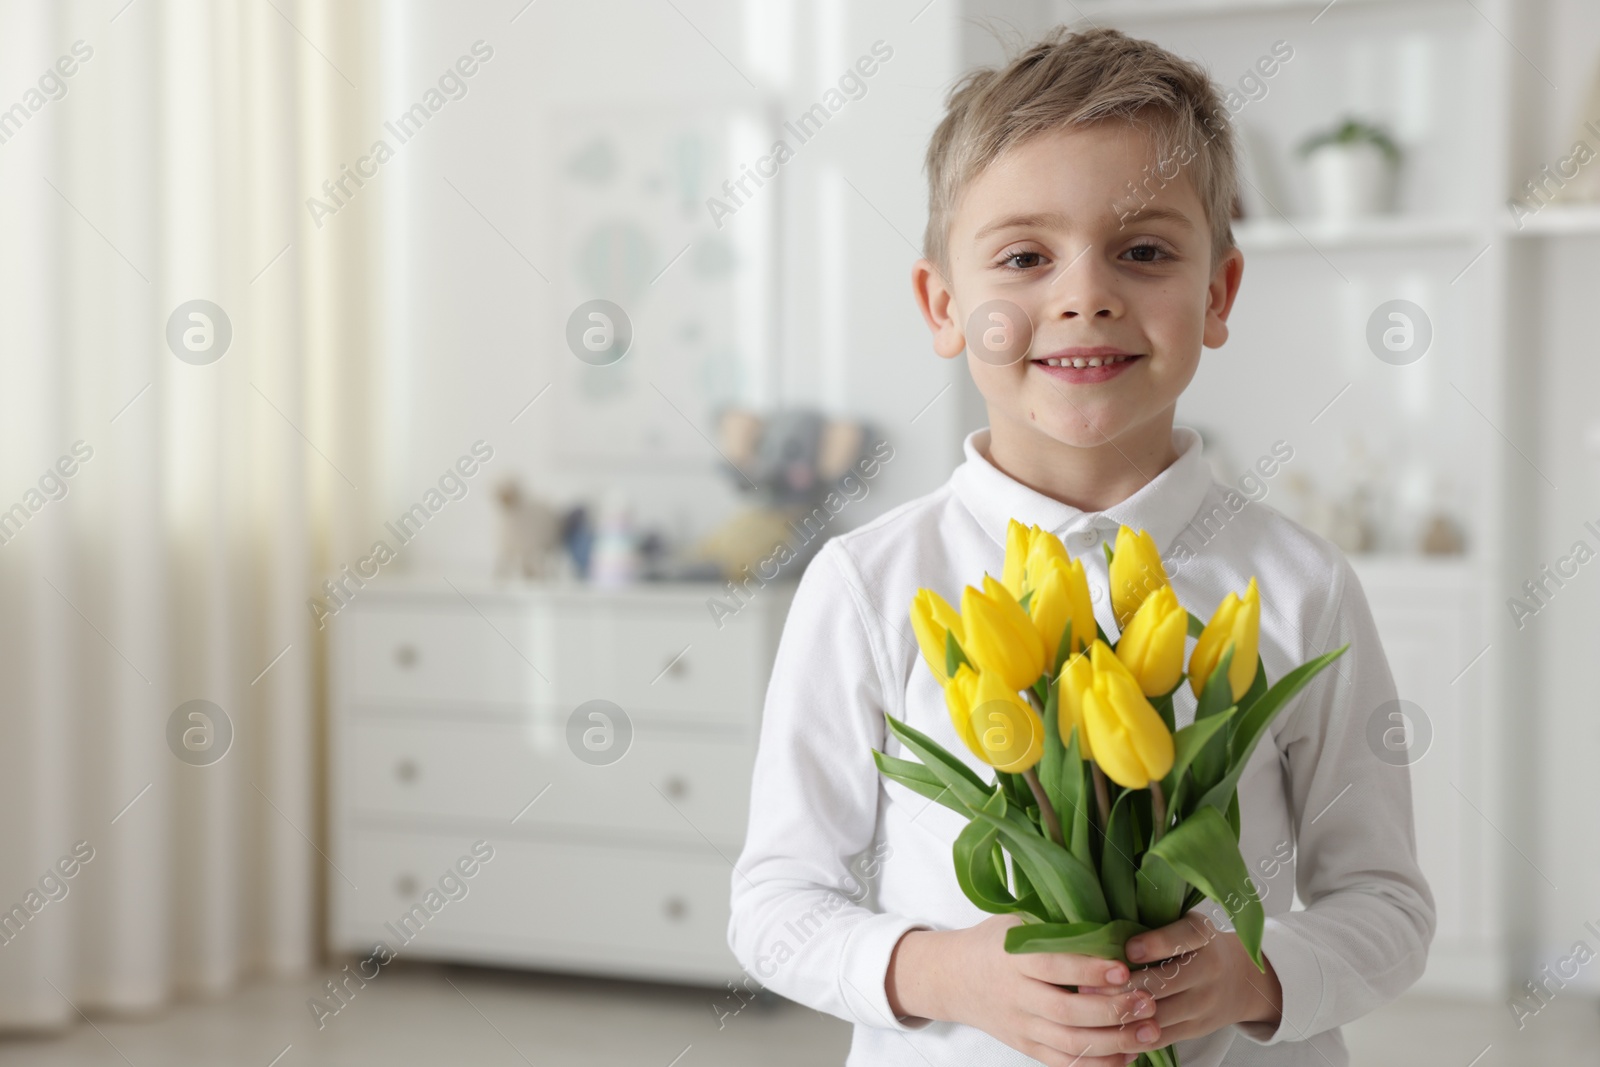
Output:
[1069, 530, 1097, 549]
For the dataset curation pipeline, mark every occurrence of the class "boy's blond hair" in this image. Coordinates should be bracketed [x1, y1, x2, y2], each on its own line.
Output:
[922, 25, 1239, 280]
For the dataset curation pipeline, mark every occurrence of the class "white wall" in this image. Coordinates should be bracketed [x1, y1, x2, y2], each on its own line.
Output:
[367, 0, 964, 576]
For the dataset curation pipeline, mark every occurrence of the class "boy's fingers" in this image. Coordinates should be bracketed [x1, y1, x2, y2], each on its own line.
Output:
[1020, 953, 1133, 988]
[1123, 912, 1213, 963]
[1028, 1015, 1164, 1058]
[1029, 985, 1155, 1030]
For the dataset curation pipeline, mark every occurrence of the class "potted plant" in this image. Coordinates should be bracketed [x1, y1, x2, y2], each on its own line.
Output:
[1296, 115, 1402, 220]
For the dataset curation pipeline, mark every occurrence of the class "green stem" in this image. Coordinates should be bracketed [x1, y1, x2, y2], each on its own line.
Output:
[1150, 780, 1167, 846]
[1090, 762, 1112, 833]
[1021, 767, 1063, 847]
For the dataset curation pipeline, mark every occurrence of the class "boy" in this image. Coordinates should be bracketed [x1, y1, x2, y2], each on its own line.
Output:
[728, 25, 1434, 1067]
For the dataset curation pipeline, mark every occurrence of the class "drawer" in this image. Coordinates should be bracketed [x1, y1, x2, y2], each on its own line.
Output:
[334, 830, 738, 975]
[559, 601, 765, 719]
[338, 606, 553, 706]
[341, 718, 752, 844]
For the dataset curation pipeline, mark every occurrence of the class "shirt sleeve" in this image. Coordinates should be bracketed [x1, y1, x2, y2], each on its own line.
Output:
[1234, 554, 1438, 1045]
[727, 537, 935, 1032]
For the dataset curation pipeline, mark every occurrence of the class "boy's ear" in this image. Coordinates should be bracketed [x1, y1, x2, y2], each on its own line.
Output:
[1202, 246, 1246, 350]
[911, 257, 967, 360]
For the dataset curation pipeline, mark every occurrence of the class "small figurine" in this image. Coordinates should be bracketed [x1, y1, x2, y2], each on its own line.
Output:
[494, 478, 564, 580]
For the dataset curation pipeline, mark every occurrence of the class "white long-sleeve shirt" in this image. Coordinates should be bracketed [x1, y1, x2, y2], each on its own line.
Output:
[727, 424, 1436, 1066]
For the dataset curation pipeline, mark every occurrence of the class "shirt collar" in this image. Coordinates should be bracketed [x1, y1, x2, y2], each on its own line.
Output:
[949, 423, 1213, 558]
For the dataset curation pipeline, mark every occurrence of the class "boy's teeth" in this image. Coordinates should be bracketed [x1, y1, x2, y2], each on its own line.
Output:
[1041, 354, 1131, 368]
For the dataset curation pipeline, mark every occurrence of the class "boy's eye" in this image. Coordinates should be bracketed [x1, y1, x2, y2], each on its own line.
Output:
[998, 250, 1046, 270]
[1124, 241, 1172, 264]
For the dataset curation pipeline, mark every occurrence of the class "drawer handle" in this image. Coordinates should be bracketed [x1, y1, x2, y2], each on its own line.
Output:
[662, 895, 688, 922]
[395, 759, 419, 784]
[395, 874, 418, 897]
[395, 644, 418, 668]
[662, 775, 689, 800]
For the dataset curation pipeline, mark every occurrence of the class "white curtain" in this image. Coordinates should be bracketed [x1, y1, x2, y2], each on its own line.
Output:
[0, 0, 384, 1027]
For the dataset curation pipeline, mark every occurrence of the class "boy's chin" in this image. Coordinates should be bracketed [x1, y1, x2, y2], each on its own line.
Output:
[994, 405, 1143, 452]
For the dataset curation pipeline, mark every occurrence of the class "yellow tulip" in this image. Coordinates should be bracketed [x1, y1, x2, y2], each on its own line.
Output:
[968, 668, 1045, 773]
[1109, 526, 1170, 630]
[1029, 555, 1095, 665]
[1079, 641, 1175, 789]
[961, 574, 1047, 691]
[1056, 649, 1096, 761]
[942, 663, 986, 763]
[910, 588, 964, 683]
[1002, 519, 1070, 600]
[1188, 576, 1261, 702]
[1116, 584, 1187, 697]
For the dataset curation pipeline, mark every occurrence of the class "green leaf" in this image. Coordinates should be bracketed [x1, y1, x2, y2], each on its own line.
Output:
[1161, 709, 1237, 813]
[944, 629, 972, 680]
[1004, 918, 1150, 959]
[1151, 691, 1175, 735]
[1039, 676, 1064, 815]
[1147, 806, 1266, 969]
[1103, 541, 1115, 568]
[971, 795, 1111, 925]
[953, 813, 1019, 914]
[872, 751, 971, 817]
[1099, 787, 1140, 922]
[1052, 619, 1077, 676]
[1186, 610, 1206, 638]
[1196, 645, 1350, 817]
[1056, 723, 1094, 871]
[1190, 646, 1237, 789]
[1135, 849, 1189, 930]
[882, 713, 993, 815]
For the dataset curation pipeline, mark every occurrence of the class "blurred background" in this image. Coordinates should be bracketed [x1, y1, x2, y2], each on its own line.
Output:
[0, 0, 1597, 1063]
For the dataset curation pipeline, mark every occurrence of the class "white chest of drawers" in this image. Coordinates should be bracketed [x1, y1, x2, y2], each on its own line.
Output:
[327, 577, 794, 985]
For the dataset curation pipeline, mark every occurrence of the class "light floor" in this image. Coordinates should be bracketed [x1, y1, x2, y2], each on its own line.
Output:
[1, 962, 1595, 1065]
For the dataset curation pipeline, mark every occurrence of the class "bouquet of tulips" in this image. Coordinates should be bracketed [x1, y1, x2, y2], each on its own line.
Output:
[873, 520, 1347, 1067]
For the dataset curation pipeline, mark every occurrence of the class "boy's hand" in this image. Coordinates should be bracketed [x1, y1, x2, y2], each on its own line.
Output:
[1077, 913, 1284, 1045]
[886, 914, 1167, 1067]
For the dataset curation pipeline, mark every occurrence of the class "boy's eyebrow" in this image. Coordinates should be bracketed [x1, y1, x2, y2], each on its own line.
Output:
[973, 205, 1195, 242]
[1117, 205, 1196, 231]
[973, 211, 1073, 243]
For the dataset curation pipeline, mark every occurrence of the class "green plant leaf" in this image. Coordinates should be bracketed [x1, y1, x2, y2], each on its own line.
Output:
[944, 628, 972, 680]
[1161, 709, 1237, 814]
[972, 796, 1111, 925]
[953, 814, 1018, 914]
[1147, 806, 1266, 969]
[1151, 691, 1175, 735]
[1136, 849, 1189, 930]
[872, 751, 971, 817]
[1052, 619, 1077, 676]
[1186, 610, 1206, 638]
[1103, 541, 1115, 567]
[1039, 676, 1064, 817]
[1056, 723, 1094, 871]
[882, 713, 993, 815]
[1100, 787, 1140, 922]
[1190, 645, 1237, 789]
[1196, 645, 1350, 817]
[1004, 918, 1150, 959]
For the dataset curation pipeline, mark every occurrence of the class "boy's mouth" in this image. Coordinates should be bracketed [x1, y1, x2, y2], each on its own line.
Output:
[1029, 346, 1143, 382]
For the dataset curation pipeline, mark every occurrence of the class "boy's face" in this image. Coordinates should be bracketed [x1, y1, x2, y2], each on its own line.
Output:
[912, 121, 1243, 474]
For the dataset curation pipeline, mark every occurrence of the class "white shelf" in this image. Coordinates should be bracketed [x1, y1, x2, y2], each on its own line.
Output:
[1502, 203, 1600, 238]
[1233, 214, 1481, 253]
